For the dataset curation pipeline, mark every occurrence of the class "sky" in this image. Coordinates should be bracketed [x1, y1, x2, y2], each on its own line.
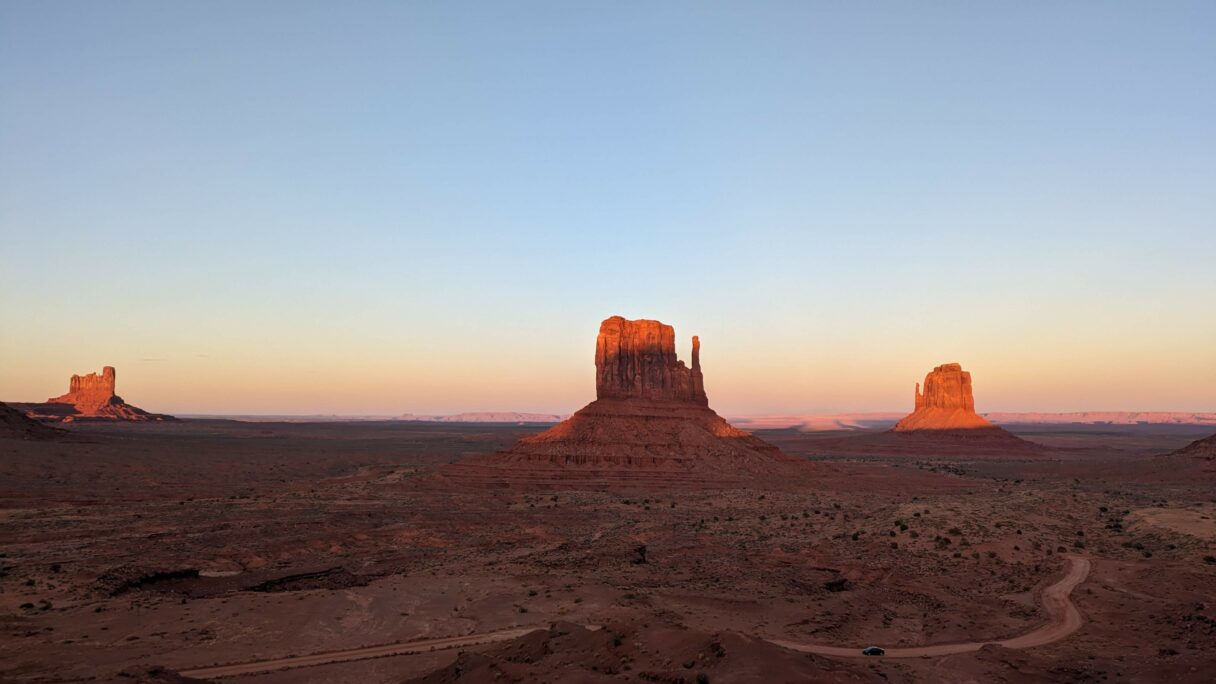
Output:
[1, 1, 1214, 416]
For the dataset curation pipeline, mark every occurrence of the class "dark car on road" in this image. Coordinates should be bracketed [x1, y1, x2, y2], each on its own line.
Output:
[862, 646, 885, 656]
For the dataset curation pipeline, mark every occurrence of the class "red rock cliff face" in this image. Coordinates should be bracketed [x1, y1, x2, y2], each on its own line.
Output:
[913, 363, 976, 412]
[50, 366, 118, 414]
[595, 316, 707, 405]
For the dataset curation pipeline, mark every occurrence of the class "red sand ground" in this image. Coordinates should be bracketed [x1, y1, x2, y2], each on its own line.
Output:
[1, 420, 1213, 683]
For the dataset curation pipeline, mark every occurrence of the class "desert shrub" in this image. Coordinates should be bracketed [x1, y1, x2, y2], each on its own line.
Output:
[948, 527, 962, 536]
[824, 577, 851, 592]
[632, 545, 648, 564]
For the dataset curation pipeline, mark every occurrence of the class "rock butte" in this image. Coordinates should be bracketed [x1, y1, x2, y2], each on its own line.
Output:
[14, 366, 171, 422]
[893, 363, 995, 432]
[445, 316, 803, 487]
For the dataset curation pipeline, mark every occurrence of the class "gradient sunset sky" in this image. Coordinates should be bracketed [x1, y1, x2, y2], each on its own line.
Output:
[2, 2, 1213, 416]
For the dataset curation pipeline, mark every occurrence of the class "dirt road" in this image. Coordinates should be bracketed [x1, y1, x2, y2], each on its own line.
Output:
[180, 555, 1090, 677]
[178, 627, 541, 679]
[771, 554, 1090, 658]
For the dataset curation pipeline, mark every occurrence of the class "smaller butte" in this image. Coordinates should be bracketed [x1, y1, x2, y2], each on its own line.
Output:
[11, 366, 172, 422]
[893, 363, 995, 431]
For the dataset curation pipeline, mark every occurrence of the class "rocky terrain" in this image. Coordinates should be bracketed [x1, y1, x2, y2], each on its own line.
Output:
[0, 419, 1213, 683]
[10, 366, 172, 422]
[1172, 432, 1216, 457]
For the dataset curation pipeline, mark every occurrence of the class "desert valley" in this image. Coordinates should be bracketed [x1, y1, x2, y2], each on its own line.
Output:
[2, 317, 1214, 683]
[3, 4, 1214, 682]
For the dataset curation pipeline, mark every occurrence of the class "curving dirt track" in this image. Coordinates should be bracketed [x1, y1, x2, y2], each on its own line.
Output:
[178, 627, 542, 679]
[180, 556, 1089, 677]
[772, 554, 1090, 658]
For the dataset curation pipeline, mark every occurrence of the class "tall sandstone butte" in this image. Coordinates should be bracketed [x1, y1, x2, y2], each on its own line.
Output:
[894, 363, 995, 431]
[446, 316, 801, 487]
[595, 316, 707, 404]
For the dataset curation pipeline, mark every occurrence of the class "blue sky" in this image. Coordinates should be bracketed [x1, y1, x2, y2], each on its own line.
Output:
[2, 1, 1213, 414]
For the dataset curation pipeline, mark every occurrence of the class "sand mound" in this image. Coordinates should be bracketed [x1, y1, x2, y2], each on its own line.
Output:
[1171, 433, 1216, 460]
[0, 401, 62, 440]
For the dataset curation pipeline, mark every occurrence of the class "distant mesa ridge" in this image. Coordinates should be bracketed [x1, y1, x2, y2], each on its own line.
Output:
[443, 315, 803, 487]
[398, 412, 565, 424]
[11, 366, 172, 422]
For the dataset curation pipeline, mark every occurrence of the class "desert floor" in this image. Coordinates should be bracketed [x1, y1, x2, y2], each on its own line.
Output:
[1, 421, 1213, 683]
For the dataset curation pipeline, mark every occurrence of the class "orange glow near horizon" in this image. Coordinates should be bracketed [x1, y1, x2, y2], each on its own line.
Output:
[2, 313, 1213, 416]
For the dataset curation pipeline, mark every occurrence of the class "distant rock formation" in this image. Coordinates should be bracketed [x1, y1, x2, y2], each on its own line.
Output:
[444, 316, 803, 487]
[0, 401, 62, 440]
[894, 363, 995, 431]
[800, 362, 1044, 457]
[50, 366, 118, 414]
[12, 366, 172, 422]
[983, 412, 1216, 426]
